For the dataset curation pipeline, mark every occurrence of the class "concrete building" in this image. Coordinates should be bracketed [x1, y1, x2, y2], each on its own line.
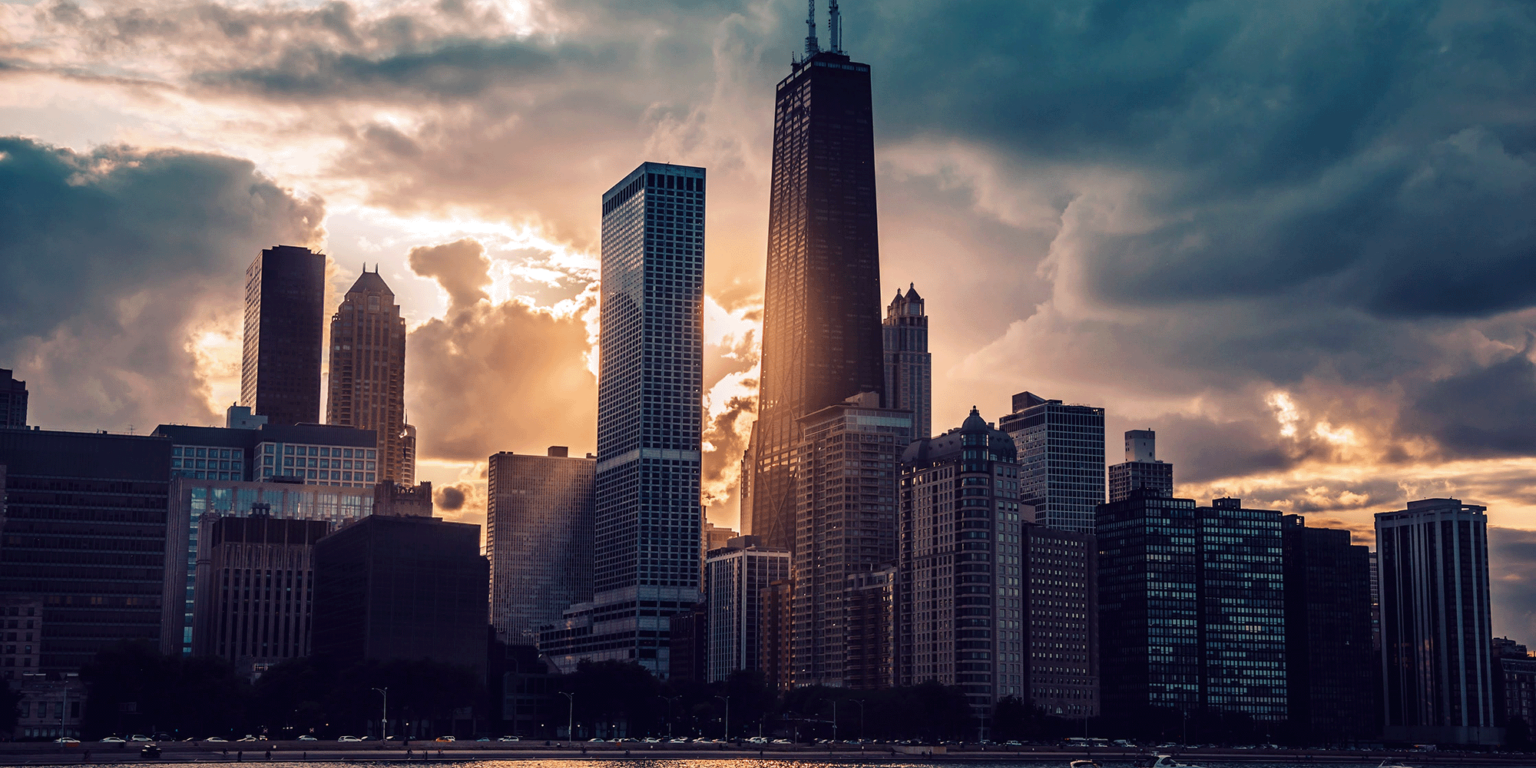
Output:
[899, 408, 1024, 715]
[0, 368, 26, 429]
[1283, 514, 1376, 742]
[1108, 429, 1173, 503]
[704, 536, 789, 682]
[1377, 498, 1501, 745]
[1022, 522, 1099, 719]
[999, 391, 1105, 534]
[12, 675, 83, 740]
[0, 596, 42, 680]
[883, 284, 931, 440]
[326, 267, 409, 482]
[487, 448, 595, 645]
[372, 481, 433, 518]
[241, 245, 326, 426]
[793, 393, 911, 688]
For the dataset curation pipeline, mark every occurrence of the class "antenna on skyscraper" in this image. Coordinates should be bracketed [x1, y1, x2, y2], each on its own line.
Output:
[805, 0, 819, 57]
[829, 0, 841, 54]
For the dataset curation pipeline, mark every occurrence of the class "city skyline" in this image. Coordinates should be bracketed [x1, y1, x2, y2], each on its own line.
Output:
[2, 0, 1536, 649]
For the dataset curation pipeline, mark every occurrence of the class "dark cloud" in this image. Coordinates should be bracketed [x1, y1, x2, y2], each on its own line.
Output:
[435, 483, 467, 511]
[1399, 343, 1536, 458]
[0, 136, 323, 431]
[1491, 526, 1536, 643]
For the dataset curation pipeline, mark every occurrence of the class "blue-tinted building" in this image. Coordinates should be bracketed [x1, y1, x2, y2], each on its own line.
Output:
[1197, 498, 1286, 722]
[154, 408, 377, 487]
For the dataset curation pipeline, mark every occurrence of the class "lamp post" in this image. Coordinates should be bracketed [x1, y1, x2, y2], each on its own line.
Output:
[826, 700, 838, 743]
[371, 688, 387, 742]
[559, 692, 575, 746]
[851, 700, 866, 742]
[657, 696, 680, 739]
[714, 695, 729, 742]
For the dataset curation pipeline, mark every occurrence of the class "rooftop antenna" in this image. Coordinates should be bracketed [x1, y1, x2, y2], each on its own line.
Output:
[829, 0, 842, 54]
[804, 0, 819, 57]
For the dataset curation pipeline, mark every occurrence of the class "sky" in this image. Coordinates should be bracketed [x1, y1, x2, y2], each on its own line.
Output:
[1, 0, 1534, 637]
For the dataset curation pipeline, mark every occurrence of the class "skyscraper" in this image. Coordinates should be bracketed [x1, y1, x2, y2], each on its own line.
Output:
[1196, 498, 1286, 722]
[241, 245, 325, 426]
[539, 163, 705, 676]
[1000, 392, 1106, 533]
[883, 284, 931, 440]
[1108, 429, 1173, 503]
[400, 423, 417, 486]
[1377, 498, 1501, 745]
[1282, 514, 1376, 742]
[704, 536, 789, 682]
[1021, 522, 1099, 719]
[326, 267, 408, 482]
[487, 447, 595, 645]
[747, 8, 885, 552]
[0, 368, 26, 429]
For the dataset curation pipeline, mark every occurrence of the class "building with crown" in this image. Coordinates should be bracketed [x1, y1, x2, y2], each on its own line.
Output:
[884, 284, 931, 440]
[326, 267, 408, 483]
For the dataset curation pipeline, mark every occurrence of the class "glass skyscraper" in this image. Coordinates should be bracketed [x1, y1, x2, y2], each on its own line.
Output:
[1197, 498, 1287, 721]
[487, 448, 595, 645]
[1000, 391, 1107, 534]
[241, 245, 325, 426]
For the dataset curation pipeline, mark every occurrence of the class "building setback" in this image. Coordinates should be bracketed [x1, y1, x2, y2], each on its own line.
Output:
[326, 267, 408, 483]
[241, 245, 326, 426]
[883, 285, 932, 441]
[705, 537, 789, 683]
[1108, 429, 1173, 504]
[487, 448, 595, 645]
[1282, 514, 1376, 743]
[312, 514, 488, 675]
[999, 392, 1106, 534]
[0, 429, 172, 672]
[1377, 498, 1501, 745]
[0, 368, 26, 429]
[1021, 522, 1098, 719]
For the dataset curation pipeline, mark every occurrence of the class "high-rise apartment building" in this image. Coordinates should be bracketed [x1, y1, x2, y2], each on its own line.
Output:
[487, 447, 595, 645]
[241, 245, 325, 426]
[1000, 392, 1105, 534]
[326, 267, 408, 482]
[1022, 522, 1099, 719]
[1108, 429, 1173, 503]
[1377, 498, 1501, 745]
[761, 580, 793, 691]
[747, 19, 885, 552]
[883, 285, 931, 440]
[1197, 498, 1286, 722]
[792, 392, 910, 688]
[1282, 514, 1376, 742]
[899, 409, 1023, 715]
[0, 368, 27, 429]
[704, 536, 789, 682]
[539, 163, 705, 676]
[845, 567, 897, 690]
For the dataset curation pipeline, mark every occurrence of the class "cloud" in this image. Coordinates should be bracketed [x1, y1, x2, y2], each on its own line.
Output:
[0, 136, 323, 431]
[1491, 526, 1536, 643]
[1399, 340, 1536, 458]
[435, 483, 467, 511]
[408, 238, 491, 309]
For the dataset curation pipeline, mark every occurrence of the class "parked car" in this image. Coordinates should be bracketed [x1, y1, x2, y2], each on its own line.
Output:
[100, 737, 126, 744]
[297, 736, 317, 742]
[236, 736, 260, 742]
[205, 737, 228, 743]
[338, 736, 363, 743]
[55, 737, 80, 744]
[498, 736, 520, 742]
[435, 735, 456, 742]
[130, 735, 153, 742]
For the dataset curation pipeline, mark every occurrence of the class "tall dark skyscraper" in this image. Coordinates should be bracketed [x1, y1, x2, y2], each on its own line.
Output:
[241, 245, 325, 426]
[1282, 514, 1376, 742]
[747, 5, 885, 552]
[0, 368, 26, 429]
[883, 285, 931, 440]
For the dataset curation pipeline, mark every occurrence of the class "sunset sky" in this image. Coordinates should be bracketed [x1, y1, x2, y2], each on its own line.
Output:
[2, 0, 1534, 638]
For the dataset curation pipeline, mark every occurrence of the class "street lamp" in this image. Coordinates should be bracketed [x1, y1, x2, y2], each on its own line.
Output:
[825, 700, 838, 743]
[714, 695, 729, 742]
[851, 700, 866, 742]
[371, 688, 388, 742]
[559, 692, 575, 746]
[657, 696, 681, 739]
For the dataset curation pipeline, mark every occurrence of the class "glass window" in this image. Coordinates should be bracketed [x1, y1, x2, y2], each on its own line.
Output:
[368, 450, 377, 459]
[196, 448, 206, 458]
[320, 447, 330, 457]
[344, 448, 354, 459]
[308, 446, 318, 456]
[284, 445, 294, 456]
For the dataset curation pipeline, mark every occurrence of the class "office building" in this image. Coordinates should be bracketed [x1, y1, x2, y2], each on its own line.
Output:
[793, 392, 911, 688]
[899, 408, 1023, 714]
[1377, 498, 1501, 745]
[401, 423, 417, 486]
[326, 266, 409, 482]
[313, 514, 488, 675]
[0, 428, 172, 672]
[667, 603, 708, 684]
[999, 392, 1105, 534]
[191, 512, 330, 672]
[1108, 429, 1173, 503]
[487, 448, 595, 644]
[0, 596, 42, 680]
[705, 536, 789, 682]
[540, 162, 706, 676]
[155, 413, 378, 487]
[12, 675, 82, 740]
[883, 284, 931, 440]
[1021, 522, 1099, 719]
[241, 245, 326, 426]
[1369, 549, 1381, 651]
[747, 11, 885, 552]
[0, 368, 26, 429]
[225, 405, 268, 430]
[1282, 515, 1376, 742]
[1197, 498, 1286, 722]
[159, 478, 376, 656]
[1494, 638, 1536, 736]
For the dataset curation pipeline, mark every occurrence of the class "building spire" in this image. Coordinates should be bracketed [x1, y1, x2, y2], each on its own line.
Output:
[805, 0, 819, 57]
[829, 0, 841, 54]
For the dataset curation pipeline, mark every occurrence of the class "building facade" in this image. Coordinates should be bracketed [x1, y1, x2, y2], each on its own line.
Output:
[326, 267, 408, 482]
[0, 596, 42, 680]
[793, 393, 910, 688]
[1022, 522, 1099, 719]
[155, 416, 378, 487]
[1377, 498, 1501, 745]
[747, 33, 886, 553]
[400, 423, 417, 486]
[760, 580, 793, 691]
[1493, 639, 1536, 737]
[12, 675, 83, 740]
[999, 392, 1105, 534]
[0, 368, 26, 429]
[241, 245, 326, 426]
[540, 163, 705, 676]
[899, 408, 1024, 716]
[704, 537, 790, 682]
[1197, 498, 1286, 722]
[487, 448, 595, 645]
[1282, 514, 1376, 742]
[883, 284, 931, 440]
[1108, 429, 1173, 503]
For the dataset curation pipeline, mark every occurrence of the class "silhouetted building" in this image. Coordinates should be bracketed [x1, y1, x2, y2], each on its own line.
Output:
[705, 536, 789, 682]
[0, 369, 26, 429]
[154, 416, 377, 486]
[372, 481, 433, 517]
[242, 245, 326, 426]
[491, 642, 558, 739]
[883, 284, 931, 440]
[1022, 522, 1099, 719]
[1000, 392, 1105, 534]
[313, 515, 488, 675]
[793, 393, 910, 688]
[488, 448, 594, 645]
[327, 266, 408, 482]
[899, 408, 1024, 713]
[1283, 514, 1376, 743]
[845, 567, 896, 690]
[0, 596, 42, 680]
[667, 603, 708, 684]
[159, 477, 375, 656]
[192, 512, 329, 673]
[1108, 429, 1173, 503]
[1493, 638, 1536, 739]
[1378, 498, 1501, 745]
[761, 580, 793, 691]
[1369, 549, 1381, 651]
[0, 428, 172, 672]
[747, 20, 885, 553]
[541, 163, 705, 676]
[1197, 498, 1286, 721]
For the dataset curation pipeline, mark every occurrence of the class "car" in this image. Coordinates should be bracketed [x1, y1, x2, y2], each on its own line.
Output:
[55, 737, 80, 744]
[205, 737, 228, 743]
[747, 737, 767, 745]
[498, 736, 520, 742]
[669, 738, 690, 744]
[588, 738, 605, 743]
[100, 737, 127, 744]
[476, 737, 490, 742]
[643, 738, 661, 744]
[297, 736, 317, 742]
[771, 739, 792, 745]
[338, 736, 363, 742]
[435, 735, 456, 742]
[237, 736, 259, 742]
[140, 744, 161, 759]
[131, 735, 153, 742]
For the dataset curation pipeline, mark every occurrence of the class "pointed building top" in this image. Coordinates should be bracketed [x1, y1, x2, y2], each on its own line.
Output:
[346, 268, 394, 295]
[906, 282, 922, 301]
